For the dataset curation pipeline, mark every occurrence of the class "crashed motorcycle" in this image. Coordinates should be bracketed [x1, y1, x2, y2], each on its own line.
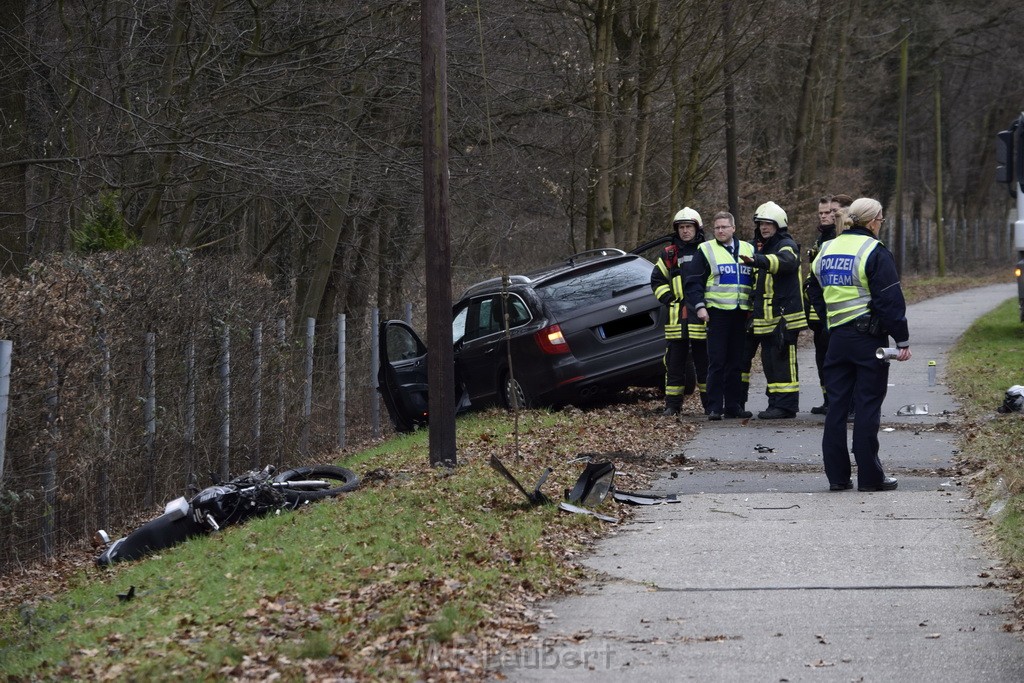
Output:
[95, 464, 359, 566]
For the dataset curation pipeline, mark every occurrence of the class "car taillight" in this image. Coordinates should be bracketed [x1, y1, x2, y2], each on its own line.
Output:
[534, 324, 571, 355]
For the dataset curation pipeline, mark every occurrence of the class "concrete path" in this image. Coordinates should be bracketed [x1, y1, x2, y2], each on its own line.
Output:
[499, 284, 1024, 682]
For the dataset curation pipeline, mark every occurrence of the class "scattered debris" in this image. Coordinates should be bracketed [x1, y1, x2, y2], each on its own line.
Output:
[490, 453, 680, 522]
[612, 491, 680, 506]
[896, 404, 929, 416]
[754, 444, 774, 453]
[557, 501, 618, 523]
[996, 385, 1024, 413]
[565, 461, 615, 507]
[116, 586, 135, 603]
[488, 455, 550, 506]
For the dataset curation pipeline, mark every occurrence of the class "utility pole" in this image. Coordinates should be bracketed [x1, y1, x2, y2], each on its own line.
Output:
[421, 0, 457, 467]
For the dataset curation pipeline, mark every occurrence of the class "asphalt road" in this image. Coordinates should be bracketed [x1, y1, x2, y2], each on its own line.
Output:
[498, 283, 1024, 682]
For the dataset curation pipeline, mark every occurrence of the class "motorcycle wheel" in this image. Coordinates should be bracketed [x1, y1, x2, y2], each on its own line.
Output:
[273, 464, 360, 505]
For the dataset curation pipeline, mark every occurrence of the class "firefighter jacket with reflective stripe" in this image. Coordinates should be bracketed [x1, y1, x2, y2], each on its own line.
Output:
[804, 225, 836, 324]
[651, 237, 701, 340]
[748, 231, 807, 335]
[685, 239, 754, 312]
[811, 228, 917, 344]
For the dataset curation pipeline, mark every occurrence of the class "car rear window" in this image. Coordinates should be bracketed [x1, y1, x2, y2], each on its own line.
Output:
[533, 258, 652, 317]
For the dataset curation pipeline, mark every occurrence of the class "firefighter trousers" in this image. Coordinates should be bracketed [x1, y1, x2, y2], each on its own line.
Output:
[742, 331, 799, 414]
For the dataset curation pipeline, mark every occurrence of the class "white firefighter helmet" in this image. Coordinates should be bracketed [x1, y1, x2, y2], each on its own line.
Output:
[672, 207, 703, 228]
[753, 201, 788, 229]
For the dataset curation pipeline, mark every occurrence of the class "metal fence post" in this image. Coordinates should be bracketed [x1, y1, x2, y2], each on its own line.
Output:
[184, 337, 196, 487]
[42, 363, 61, 559]
[143, 332, 156, 507]
[218, 325, 231, 481]
[371, 308, 380, 439]
[251, 323, 262, 469]
[97, 332, 111, 529]
[0, 340, 11, 482]
[301, 318, 314, 458]
[337, 314, 346, 450]
[276, 318, 286, 468]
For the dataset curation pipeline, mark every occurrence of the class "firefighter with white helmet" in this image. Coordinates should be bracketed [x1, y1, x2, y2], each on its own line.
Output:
[740, 201, 807, 419]
[651, 207, 709, 415]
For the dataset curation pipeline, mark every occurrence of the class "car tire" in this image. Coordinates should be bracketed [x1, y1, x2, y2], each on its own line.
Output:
[502, 373, 531, 410]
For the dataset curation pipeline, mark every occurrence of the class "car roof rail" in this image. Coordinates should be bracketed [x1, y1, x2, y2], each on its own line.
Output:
[564, 248, 627, 266]
[460, 274, 532, 298]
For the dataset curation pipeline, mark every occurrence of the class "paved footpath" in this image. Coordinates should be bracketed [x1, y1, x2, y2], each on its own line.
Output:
[500, 283, 1024, 682]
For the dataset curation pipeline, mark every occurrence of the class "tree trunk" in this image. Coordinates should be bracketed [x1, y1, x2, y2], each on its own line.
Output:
[722, 0, 739, 218]
[591, 0, 616, 248]
[893, 21, 909, 273]
[826, 0, 854, 179]
[622, 1, 659, 248]
[934, 65, 946, 277]
[787, 0, 827, 193]
[0, 0, 28, 274]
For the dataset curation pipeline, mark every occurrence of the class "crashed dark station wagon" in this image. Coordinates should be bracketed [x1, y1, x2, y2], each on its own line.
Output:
[378, 248, 669, 432]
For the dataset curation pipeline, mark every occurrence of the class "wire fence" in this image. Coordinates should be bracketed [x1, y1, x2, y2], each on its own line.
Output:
[0, 310, 404, 570]
[0, 250, 415, 571]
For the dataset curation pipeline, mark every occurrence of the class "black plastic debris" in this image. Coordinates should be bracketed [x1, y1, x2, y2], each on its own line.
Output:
[754, 444, 774, 453]
[490, 454, 679, 523]
[997, 385, 1024, 414]
[565, 461, 616, 507]
[488, 455, 551, 506]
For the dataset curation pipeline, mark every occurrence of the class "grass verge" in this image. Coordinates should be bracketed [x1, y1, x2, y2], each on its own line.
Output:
[947, 298, 1024, 572]
[0, 396, 678, 680]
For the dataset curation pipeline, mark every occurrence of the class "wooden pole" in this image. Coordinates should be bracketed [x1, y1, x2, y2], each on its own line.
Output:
[422, 0, 457, 467]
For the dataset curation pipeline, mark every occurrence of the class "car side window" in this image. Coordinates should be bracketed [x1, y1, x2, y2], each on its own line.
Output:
[507, 296, 531, 327]
[462, 293, 532, 343]
[386, 325, 425, 361]
[452, 306, 468, 345]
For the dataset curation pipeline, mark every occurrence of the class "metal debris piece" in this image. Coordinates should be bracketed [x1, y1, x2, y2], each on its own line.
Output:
[558, 501, 618, 523]
[612, 491, 680, 506]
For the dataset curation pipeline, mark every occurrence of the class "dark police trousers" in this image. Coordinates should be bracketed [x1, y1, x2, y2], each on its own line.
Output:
[821, 324, 889, 487]
[705, 307, 748, 415]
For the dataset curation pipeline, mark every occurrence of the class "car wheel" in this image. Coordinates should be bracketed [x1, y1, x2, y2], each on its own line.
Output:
[502, 373, 530, 410]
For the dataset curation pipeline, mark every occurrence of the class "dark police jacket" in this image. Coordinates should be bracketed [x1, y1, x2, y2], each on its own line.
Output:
[747, 230, 807, 336]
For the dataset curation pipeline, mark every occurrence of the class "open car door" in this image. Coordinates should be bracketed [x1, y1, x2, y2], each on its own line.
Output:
[377, 320, 429, 433]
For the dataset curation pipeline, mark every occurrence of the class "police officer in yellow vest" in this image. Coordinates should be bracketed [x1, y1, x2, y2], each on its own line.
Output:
[650, 207, 710, 416]
[809, 197, 911, 492]
[740, 201, 807, 419]
[684, 211, 754, 421]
